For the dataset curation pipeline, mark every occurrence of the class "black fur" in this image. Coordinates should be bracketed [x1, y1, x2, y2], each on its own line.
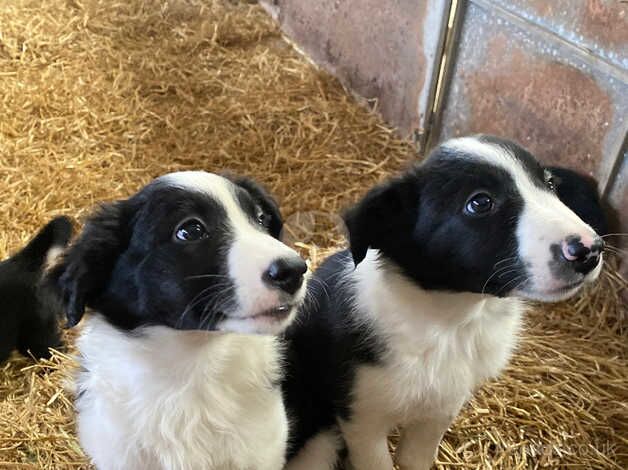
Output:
[283, 251, 385, 460]
[548, 166, 608, 236]
[0, 217, 73, 363]
[226, 174, 283, 239]
[47, 176, 285, 332]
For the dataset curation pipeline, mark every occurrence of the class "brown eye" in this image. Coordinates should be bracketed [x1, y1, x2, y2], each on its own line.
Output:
[465, 193, 494, 215]
[175, 219, 208, 242]
[546, 176, 556, 191]
[544, 170, 556, 192]
[256, 208, 270, 227]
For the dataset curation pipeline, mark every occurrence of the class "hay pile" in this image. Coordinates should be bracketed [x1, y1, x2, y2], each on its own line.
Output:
[0, 1, 625, 468]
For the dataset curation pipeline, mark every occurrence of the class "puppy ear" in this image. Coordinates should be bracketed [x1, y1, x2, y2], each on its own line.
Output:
[13, 216, 73, 271]
[226, 174, 283, 239]
[343, 178, 415, 266]
[46, 202, 130, 327]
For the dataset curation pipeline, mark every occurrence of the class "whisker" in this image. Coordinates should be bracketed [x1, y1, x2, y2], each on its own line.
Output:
[496, 274, 527, 296]
[185, 273, 231, 281]
[304, 288, 321, 314]
[601, 251, 624, 262]
[604, 246, 627, 258]
[603, 243, 628, 254]
[187, 282, 232, 308]
[493, 256, 518, 268]
[308, 276, 332, 304]
[600, 233, 628, 238]
[176, 283, 233, 327]
[510, 276, 531, 293]
[199, 291, 234, 330]
[199, 302, 221, 330]
[324, 269, 351, 286]
[497, 268, 520, 279]
[481, 264, 519, 294]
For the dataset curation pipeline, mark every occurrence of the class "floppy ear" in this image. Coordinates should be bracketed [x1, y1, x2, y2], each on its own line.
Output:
[12, 216, 73, 271]
[45, 201, 130, 327]
[343, 178, 416, 266]
[226, 174, 283, 239]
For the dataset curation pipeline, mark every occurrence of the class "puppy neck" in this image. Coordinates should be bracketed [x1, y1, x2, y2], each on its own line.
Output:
[78, 314, 283, 385]
[352, 249, 522, 328]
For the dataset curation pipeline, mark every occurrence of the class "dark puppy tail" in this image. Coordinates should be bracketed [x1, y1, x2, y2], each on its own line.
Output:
[13, 216, 73, 271]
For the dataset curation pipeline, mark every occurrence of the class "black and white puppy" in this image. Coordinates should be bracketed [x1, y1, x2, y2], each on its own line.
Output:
[282, 136, 604, 470]
[0, 216, 72, 363]
[48, 172, 308, 470]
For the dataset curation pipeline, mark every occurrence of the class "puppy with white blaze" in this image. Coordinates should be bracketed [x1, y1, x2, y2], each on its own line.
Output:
[282, 135, 604, 470]
[47, 172, 308, 470]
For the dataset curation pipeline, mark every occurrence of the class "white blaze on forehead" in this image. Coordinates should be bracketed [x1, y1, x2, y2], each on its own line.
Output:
[441, 137, 589, 229]
[159, 171, 253, 229]
[442, 137, 540, 190]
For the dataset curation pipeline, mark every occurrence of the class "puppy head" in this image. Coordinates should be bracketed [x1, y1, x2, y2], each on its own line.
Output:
[345, 135, 603, 302]
[48, 171, 308, 335]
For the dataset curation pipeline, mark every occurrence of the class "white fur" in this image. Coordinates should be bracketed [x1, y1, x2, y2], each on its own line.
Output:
[338, 250, 524, 470]
[224, 230, 307, 335]
[77, 316, 288, 470]
[44, 245, 65, 270]
[444, 138, 602, 300]
[284, 429, 343, 470]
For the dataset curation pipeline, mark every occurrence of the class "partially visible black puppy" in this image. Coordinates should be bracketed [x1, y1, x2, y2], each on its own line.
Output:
[548, 166, 608, 236]
[0, 216, 73, 363]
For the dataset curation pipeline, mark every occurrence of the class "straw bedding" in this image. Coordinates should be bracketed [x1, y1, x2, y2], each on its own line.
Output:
[0, 1, 625, 468]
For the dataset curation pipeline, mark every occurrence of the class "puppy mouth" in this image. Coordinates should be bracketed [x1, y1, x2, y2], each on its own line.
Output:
[249, 303, 294, 321]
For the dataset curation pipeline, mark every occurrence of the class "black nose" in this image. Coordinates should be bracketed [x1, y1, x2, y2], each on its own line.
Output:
[263, 256, 307, 295]
[561, 235, 604, 275]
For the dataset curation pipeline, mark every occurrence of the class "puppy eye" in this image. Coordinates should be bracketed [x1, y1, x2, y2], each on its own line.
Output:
[175, 219, 208, 242]
[544, 171, 556, 192]
[545, 173, 556, 191]
[546, 177, 556, 191]
[465, 193, 494, 215]
[256, 208, 270, 227]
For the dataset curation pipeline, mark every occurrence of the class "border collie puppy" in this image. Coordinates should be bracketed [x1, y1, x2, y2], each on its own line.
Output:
[47, 172, 308, 470]
[282, 136, 604, 470]
[0, 216, 72, 363]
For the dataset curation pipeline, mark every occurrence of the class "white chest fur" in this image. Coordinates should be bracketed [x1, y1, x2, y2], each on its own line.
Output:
[75, 316, 288, 470]
[351, 251, 525, 425]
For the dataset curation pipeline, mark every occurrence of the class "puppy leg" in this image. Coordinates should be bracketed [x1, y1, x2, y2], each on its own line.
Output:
[285, 429, 343, 470]
[341, 419, 393, 470]
[394, 416, 452, 470]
